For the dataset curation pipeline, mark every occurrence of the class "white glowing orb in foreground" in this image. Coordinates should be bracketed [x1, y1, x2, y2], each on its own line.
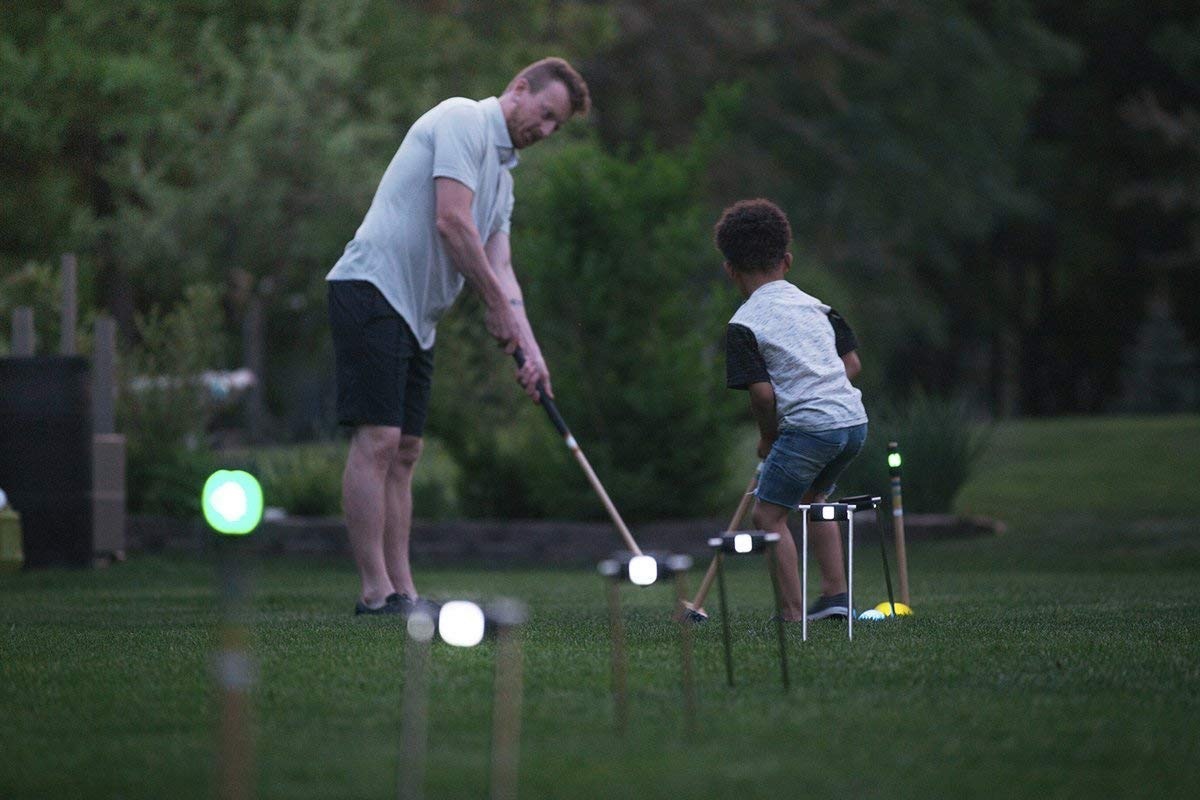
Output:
[627, 555, 658, 586]
[438, 601, 486, 647]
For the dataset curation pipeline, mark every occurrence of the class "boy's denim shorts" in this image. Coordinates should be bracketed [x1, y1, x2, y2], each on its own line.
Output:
[755, 423, 869, 509]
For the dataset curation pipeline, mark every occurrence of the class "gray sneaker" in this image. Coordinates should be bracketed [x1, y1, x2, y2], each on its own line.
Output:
[806, 592, 850, 621]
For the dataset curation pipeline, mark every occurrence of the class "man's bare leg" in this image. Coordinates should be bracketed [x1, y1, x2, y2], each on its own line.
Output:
[343, 425, 402, 607]
[383, 434, 423, 599]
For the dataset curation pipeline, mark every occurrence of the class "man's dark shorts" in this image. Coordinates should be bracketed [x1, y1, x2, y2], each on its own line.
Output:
[327, 280, 434, 435]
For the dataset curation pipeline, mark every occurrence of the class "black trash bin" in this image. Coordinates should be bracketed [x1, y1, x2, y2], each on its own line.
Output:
[0, 356, 93, 567]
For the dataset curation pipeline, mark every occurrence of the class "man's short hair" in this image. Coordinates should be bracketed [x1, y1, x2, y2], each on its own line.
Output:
[512, 57, 591, 117]
[714, 199, 792, 273]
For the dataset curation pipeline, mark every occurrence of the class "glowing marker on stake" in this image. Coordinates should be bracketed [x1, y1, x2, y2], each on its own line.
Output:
[201, 469, 263, 800]
[628, 555, 658, 586]
[438, 602, 487, 648]
[202, 471, 263, 536]
[887, 441, 911, 606]
[733, 533, 753, 553]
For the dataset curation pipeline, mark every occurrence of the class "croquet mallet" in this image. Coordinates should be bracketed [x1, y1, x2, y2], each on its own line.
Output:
[513, 349, 643, 555]
[677, 464, 761, 621]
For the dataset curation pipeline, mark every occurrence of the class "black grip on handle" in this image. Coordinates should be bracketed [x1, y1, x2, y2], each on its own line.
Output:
[513, 348, 571, 438]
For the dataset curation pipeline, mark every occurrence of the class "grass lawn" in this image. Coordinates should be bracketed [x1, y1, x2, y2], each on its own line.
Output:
[3, 416, 1199, 799]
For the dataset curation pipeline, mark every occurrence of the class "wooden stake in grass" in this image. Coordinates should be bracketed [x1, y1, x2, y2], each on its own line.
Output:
[487, 600, 528, 800]
[600, 570, 629, 735]
[672, 567, 697, 734]
[215, 557, 256, 800]
[399, 612, 434, 800]
[887, 442, 911, 606]
[202, 470, 265, 800]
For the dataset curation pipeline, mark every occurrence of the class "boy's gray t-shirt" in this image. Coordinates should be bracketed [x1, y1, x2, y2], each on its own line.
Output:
[726, 280, 868, 431]
[325, 96, 516, 349]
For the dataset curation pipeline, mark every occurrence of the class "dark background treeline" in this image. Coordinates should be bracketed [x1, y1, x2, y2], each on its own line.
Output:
[2, 1, 1198, 517]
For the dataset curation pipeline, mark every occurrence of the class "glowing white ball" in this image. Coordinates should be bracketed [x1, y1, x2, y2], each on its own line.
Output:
[211, 481, 248, 522]
[821, 505, 836, 520]
[733, 533, 753, 553]
[627, 555, 658, 586]
[438, 601, 486, 647]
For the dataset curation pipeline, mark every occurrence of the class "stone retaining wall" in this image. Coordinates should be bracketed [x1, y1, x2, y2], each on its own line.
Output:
[127, 513, 1004, 565]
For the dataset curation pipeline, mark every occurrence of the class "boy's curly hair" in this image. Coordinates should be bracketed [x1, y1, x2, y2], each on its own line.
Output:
[713, 199, 792, 273]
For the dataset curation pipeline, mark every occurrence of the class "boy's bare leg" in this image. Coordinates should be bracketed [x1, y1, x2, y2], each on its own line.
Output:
[342, 425, 401, 607]
[752, 500, 805, 620]
[383, 434, 423, 599]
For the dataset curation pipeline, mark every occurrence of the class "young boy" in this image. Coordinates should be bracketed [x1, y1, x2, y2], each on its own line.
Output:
[715, 199, 869, 621]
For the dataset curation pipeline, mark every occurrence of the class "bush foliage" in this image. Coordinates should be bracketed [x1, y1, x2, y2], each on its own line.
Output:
[119, 284, 226, 515]
[836, 393, 992, 513]
[429, 105, 742, 521]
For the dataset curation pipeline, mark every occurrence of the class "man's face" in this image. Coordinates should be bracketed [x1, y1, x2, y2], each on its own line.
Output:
[506, 79, 572, 149]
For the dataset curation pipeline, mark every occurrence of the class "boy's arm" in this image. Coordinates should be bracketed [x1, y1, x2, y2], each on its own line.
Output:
[747, 381, 778, 458]
[827, 307, 862, 380]
[841, 351, 862, 381]
[726, 322, 775, 456]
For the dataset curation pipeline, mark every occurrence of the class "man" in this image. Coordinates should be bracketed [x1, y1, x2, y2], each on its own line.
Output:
[326, 58, 591, 615]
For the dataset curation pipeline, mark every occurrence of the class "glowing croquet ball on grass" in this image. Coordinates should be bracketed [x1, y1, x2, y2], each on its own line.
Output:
[202, 470, 264, 535]
[438, 601, 487, 647]
[627, 555, 658, 586]
[874, 601, 913, 617]
[858, 609, 886, 621]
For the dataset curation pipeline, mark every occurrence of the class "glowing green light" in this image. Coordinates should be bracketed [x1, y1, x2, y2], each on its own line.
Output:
[202, 470, 263, 535]
[887, 452, 902, 469]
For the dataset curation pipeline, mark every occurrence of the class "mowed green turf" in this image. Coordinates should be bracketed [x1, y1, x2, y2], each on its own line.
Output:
[3, 415, 1199, 799]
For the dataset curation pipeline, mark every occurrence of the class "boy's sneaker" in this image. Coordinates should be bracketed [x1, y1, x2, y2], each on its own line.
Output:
[806, 592, 850, 621]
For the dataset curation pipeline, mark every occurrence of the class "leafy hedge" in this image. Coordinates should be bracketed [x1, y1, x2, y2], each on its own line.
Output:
[835, 393, 991, 513]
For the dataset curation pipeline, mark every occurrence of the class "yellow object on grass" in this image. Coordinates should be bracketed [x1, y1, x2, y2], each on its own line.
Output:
[875, 601, 913, 616]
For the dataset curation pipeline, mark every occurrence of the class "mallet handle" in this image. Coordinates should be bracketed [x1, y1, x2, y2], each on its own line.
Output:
[512, 349, 642, 556]
[687, 468, 759, 611]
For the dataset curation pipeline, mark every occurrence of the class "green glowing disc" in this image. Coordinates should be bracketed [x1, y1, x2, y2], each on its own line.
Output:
[202, 470, 263, 535]
[887, 452, 902, 469]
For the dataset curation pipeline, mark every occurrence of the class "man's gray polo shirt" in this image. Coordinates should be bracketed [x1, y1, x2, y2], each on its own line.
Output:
[326, 96, 517, 349]
[726, 281, 868, 431]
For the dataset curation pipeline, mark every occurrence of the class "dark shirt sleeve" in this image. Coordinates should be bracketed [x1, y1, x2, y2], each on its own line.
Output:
[827, 308, 859, 357]
[726, 323, 770, 389]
